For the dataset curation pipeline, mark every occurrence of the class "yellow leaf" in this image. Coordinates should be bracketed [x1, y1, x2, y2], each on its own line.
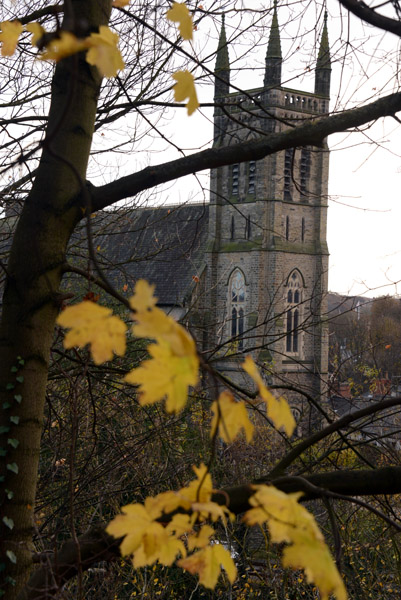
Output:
[26, 22, 45, 47]
[129, 279, 158, 312]
[40, 31, 87, 62]
[113, 0, 130, 6]
[283, 536, 347, 600]
[172, 70, 199, 116]
[0, 21, 23, 56]
[187, 525, 215, 551]
[183, 463, 213, 504]
[243, 485, 347, 600]
[242, 356, 296, 436]
[178, 544, 237, 589]
[106, 502, 153, 556]
[125, 340, 198, 413]
[107, 503, 185, 568]
[125, 280, 199, 413]
[166, 2, 193, 40]
[191, 501, 232, 523]
[57, 301, 127, 364]
[210, 391, 254, 444]
[86, 25, 125, 77]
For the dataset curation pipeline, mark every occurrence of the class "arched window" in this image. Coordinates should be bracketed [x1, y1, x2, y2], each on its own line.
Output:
[284, 149, 293, 201]
[248, 161, 256, 194]
[231, 164, 239, 196]
[286, 271, 303, 354]
[229, 269, 245, 350]
[300, 147, 311, 198]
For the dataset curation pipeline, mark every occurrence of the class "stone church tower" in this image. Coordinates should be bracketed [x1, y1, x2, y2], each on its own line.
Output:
[205, 8, 331, 400]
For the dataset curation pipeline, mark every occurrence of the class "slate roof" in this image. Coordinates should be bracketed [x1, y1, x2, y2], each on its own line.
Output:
[79, 203, 210, 306]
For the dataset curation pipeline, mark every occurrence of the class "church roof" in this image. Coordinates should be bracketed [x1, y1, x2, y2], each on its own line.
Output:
[88, 204, 210, 306]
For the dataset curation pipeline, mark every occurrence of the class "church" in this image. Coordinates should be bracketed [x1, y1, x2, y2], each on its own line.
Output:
[88, 7, 331, 401]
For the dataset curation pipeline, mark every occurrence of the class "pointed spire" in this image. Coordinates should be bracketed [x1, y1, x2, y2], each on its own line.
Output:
[264, 0, 282, 88]
[214, 14, 230, 98]
[317, 11, 331, 70]
[315, 11, 331, 97]
[266, 0, 282, 60]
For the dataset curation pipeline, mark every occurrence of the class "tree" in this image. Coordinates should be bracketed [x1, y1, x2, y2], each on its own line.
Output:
[1, 1, 401, 598]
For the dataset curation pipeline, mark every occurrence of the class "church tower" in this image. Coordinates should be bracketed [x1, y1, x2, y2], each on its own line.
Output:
[206, 7, 331, 401]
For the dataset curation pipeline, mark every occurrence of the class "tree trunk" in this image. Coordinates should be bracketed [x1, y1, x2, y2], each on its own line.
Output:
[0, 2, 111, 597]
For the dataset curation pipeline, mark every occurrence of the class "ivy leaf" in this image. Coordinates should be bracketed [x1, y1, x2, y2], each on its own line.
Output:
[57, 301, 127, 365]
[14, 395, 22, 403]
[10, 416, 19, 425]
[243, 485, 347, 600]
[166, 2, 193, 40]
[210, 391, 254, 444]
[178, 544, 236, 589]
[0, 21, 23, 56]
[6, 550, 16, 564]
[7, 438, 19, 449]
[6, 463, 18, 474]
[242, 356, 296, 436]
[172, 71, 199, 116]
[2, 516, 14, 530]
[86, 26, 125, 78]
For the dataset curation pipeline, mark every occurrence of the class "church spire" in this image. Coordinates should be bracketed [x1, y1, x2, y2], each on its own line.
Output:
[214, 14, 230, 98]
[264, 0, 282, 88]
[315, 11, 331, 97]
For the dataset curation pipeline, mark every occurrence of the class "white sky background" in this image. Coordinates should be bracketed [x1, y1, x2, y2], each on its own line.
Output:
[156, 0, 401, 299]
[2, 1, 400, 299]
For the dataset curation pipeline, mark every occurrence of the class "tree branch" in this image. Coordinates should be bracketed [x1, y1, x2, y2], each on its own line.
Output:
[339, 0, 401, 37]
[89, 91, 401, 212]
[21, 464, 401, 599]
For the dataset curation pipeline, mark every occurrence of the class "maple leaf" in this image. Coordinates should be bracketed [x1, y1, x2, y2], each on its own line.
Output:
[57, 301, 127, 365]
[26, 22, 45, 47]
[129, 279, 158, 312]
[86, 25, 125, 77]
[178, 544, 237, 589]
[242, 356, 296, 436]
[0, 21, 23, 56]
[125, 280, 199, 413]
[172, 70, 199, 116]
[210, 390, 254, 443]
[187, 525, 215, 551]
[40, 32, 87, 62]
[243, 485, 347, 600]
[166, 2, 193, 40]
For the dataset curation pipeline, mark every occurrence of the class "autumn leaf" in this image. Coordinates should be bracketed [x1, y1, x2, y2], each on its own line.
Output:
[57, 301, 127, 364]
[0, 21, 23, 56]
[243, 485, 347, 600]
[172, 70, 199, 116]
[210, 391, 254, 443]
[125, 280, 199, 413]
[26, 22, 45, 47]
[40, 31, 87, 62]
[129, 279, 158, 313]
[242, 356, 296, 436]
[187, 525, 215, 551]
[166, 2, 193, 40]
[125, 340, 198, 413]
[113, 0, 130, 6]
[178, 544, 236, 589]
[86, 25, 125, 77]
